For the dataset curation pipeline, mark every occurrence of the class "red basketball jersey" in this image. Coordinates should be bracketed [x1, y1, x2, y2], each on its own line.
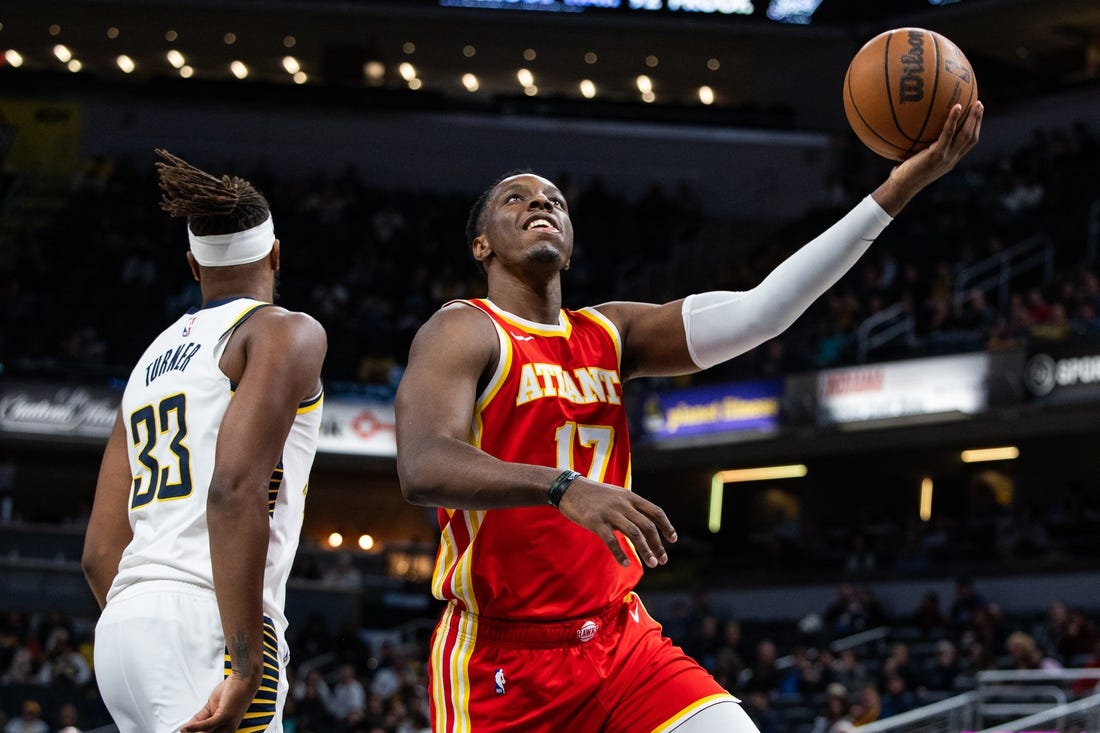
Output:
[430, 298, 641, 621]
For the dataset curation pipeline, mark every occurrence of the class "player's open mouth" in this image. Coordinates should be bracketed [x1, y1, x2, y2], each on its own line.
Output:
[523, 217, 559, 233]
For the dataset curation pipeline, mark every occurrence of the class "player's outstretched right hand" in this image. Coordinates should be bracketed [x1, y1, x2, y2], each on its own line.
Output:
[557, 479, 677, 568]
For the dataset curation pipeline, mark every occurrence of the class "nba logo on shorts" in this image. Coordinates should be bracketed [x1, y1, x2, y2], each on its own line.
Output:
[181, 316, 197, 337]
[494, 668, 506, 695]
[576, 620, 599, 643]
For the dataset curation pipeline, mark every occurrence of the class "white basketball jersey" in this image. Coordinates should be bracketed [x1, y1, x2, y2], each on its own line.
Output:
[108, 297, 323, 630]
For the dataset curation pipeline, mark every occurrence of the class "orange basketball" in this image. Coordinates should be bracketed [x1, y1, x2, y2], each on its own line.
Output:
[843, 28, 978, 161]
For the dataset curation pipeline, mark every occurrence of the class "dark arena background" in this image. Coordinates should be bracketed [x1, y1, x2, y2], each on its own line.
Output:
[2, 0, 1100, 731]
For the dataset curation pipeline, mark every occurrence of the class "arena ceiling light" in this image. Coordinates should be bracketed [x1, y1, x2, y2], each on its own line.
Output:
[4, 50, 23, 68]
[398, 61, 416, 81]
[709, 465, 808, 533]
[166, 50, 185, 69]
[53, 44, 72, 63]
[698, 85, 715, 105]
[960, 446, 1019, 463]
[282, 55, 300, 75]
[230, 60, 248, 79]
[516, 67, 534, 88]
[116, 55, 135, 73]
[462, 73, 479, 92]
[579, 79, 596, 99]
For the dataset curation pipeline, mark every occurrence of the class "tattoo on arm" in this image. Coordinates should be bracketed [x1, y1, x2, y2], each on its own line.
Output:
[231, 631, 253, 677]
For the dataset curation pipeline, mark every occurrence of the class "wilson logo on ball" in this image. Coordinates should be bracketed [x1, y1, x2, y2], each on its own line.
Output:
[899, 30, 926, 103]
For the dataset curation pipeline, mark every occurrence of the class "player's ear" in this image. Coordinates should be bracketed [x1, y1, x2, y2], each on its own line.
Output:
[270, 239, 281, 272]
[186, 252, 201, 282]
[472, 234, 492, 264]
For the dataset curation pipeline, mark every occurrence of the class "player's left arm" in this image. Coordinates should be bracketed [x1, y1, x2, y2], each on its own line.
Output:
[603, 100, 983, 380]
[182, 309, 326, 733]
[82, 409, 133, 609]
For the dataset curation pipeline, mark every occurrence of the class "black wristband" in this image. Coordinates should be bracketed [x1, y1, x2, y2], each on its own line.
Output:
[547, 469, 580, 508]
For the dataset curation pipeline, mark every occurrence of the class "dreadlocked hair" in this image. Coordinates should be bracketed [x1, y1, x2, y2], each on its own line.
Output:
[154, 148, 270, 237]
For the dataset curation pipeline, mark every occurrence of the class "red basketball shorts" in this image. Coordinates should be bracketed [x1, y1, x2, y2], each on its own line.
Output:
[428, 592, 736, 732]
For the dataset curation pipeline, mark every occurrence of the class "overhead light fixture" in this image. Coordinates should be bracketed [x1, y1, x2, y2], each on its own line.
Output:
[584, 51, 597, 64]
[408, 78, 422, 90]
[517, 68, 534, 88]
[920, 477, 933, 522]
[4, 50, 24, 68]
[699, 85, 715, 105]
[402, 41, 416, 55]
[707, 57, 720, 71]
[358, 534, 375, 551]
[363, 61, 385, 82]
[223, 32, 237, 45]
[230, 60, 248, 79]
[328, 532, 343, 548]
[579, 79, 596, 99]
[165, 30, 178, 42]
[641, 91, 655, 103]
[523, 48, 536, 61]
[709, 465, 808, 533]
[49, 24, 61, 37]
[645, 54, 659, 67]
[635, 74, 652, 94]
[524, 85, 538, 97]
[166, 50, 185, 69]
[67, 59, 82, 73]
[293, 71, 307, 84]
[107, 27, 120, 40]
[463, 45, 476, 58]
[398, 61, 416, 81]
[283, 35, 296, 49]
[462, 73, 479, 92]
[53, 44, 72, 63]
[961, 446, 1019, 463]
[179, 65, 194, 78]
[116, 54, 135, 73]
[282, 56, 300, 74]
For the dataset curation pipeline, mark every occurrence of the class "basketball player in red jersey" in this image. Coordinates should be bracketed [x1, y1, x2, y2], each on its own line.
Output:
[396, 100, 983, 732]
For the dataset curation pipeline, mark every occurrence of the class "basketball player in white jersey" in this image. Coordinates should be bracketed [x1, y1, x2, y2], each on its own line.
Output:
[82, 150, 326, 733]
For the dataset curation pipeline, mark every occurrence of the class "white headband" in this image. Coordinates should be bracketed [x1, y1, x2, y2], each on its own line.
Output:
[187, 214, 275, 267]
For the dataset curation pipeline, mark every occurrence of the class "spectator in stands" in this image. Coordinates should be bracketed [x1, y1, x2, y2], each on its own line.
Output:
[949, 576, 988, 632]
[882, 642, 921, 692]
[913, 590, 948, 634]
[3, 700, 47, 733]
[1005, 631, 1063, 671]
[922, 640, 963, 692]
[830, 648, 872, 693]
[54, 702, 81, 732]
[810, 683, 852, 733]
[322, 552, 363, 591]
[34, 630, 91, 688]
[742, 690, 782, 733]
[848, 683, 881, 726]
[328, 663, 367, 725]
[291, 667, 334, 730]
[878, 673, 918, 719]
[744, 639, 782, 695]
[1058, 609, 1099, 663]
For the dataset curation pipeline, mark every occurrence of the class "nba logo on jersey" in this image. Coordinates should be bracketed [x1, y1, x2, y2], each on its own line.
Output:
[181, 315, 197, 337]
[494, 668, 506, 695]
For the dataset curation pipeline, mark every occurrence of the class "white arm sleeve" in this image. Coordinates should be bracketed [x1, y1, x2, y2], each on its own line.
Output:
[681, 195, 893, 369]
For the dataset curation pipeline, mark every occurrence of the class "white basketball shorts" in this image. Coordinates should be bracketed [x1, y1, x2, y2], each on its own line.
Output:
[94, 580, 288, 733]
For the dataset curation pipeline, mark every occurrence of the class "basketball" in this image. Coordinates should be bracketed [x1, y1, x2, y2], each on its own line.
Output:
[843, 28, 978, 161]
